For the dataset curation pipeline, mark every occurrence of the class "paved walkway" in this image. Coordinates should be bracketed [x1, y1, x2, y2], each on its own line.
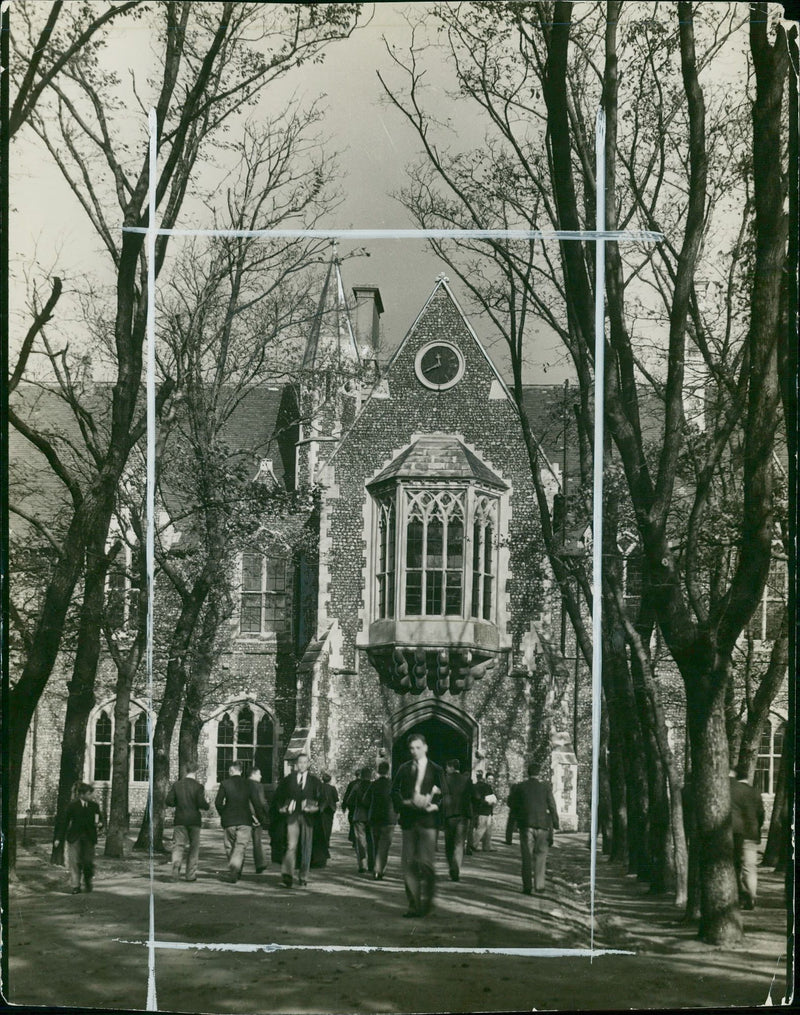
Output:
[7, 828, 791, 1012]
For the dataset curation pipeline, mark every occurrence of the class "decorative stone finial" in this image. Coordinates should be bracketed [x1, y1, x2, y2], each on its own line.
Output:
[435, 271, 450, 283]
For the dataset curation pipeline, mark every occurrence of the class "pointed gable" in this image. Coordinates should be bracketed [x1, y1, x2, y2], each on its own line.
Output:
[379, 277, 512, 404]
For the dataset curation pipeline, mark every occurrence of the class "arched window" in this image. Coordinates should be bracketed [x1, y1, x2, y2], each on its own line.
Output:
[130, 712, 149, 783]
[93, 711, 113, 782]
[754, 719, 785, 795]
[214, 704, 275, 783]
[89, 704, 150, 783]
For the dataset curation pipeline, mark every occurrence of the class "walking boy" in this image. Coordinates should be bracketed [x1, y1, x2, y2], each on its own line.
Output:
[54, 783, 105, 894]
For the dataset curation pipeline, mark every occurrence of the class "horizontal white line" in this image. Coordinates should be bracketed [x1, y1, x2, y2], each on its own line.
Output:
[121, 226, 662, 242]
[115, 938, 635, 957]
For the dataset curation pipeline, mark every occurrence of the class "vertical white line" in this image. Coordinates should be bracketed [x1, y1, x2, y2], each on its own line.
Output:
[590, 105, 606, 958]
[145, 106, 159, 1014]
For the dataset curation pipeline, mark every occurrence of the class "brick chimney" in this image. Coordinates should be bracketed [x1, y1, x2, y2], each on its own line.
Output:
[351, 285, 384, 358]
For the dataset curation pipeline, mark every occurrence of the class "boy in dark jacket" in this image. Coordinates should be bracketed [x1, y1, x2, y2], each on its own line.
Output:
[54, 783, 105, 894]
[166, 767, 209, 881]
[364, 761, 396, 879]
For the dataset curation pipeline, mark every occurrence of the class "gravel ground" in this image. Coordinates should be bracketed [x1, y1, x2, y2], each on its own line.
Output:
[6, 826, 791, 1012]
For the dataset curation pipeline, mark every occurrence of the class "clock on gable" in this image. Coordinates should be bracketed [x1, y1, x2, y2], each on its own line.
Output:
[415, 341, 465, 391]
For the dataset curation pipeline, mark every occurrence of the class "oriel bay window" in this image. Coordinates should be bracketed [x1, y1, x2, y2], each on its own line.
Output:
[364, 436, 508, 696]
[370, 483, 503, 625]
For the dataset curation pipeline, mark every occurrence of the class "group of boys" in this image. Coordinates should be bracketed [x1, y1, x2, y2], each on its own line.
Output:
[57, 738, 562, 912]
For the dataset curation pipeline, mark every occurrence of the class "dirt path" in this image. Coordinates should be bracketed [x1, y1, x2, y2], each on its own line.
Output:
[6, 829, 790, 1012]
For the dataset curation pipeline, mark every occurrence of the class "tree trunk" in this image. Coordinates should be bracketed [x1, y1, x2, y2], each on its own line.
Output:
[682, 772, 701, 922]
[51, 532, 111, 860]
[134, 575, 214, 851]
[761, 726, 789, 869]
[105, 660, 137, 857]
[599, 714, 613, 855]
[687, 683, 743, 945]
[178, 677, 204, 775]
[606, 704, 628, 864]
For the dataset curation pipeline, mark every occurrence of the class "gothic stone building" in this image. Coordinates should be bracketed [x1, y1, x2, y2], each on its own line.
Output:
[16, 264, 786, 831]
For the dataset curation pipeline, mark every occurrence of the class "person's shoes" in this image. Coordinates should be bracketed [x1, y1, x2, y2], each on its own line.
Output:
[358, 866, 367, 874]
[219, 873, 237, 884]
[402, 910, 420, 918]
[449, 869, 460, 881]
[186, 876, 197, 882]
[255, 866, 267, 874]
[71, 887, 81, 894]
[84, 880, 93, 892]
[282, 875, 293, 888]
[522, 887, 533, 895]
[298, 877, 307, 886]
[742, 897, 755, 910]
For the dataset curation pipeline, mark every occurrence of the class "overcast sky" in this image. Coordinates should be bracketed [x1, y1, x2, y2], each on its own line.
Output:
[9, 4, 585, 384]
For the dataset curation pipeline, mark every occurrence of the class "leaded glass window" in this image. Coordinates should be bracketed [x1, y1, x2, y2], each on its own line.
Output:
[403, 490, 466, 617]
[240, 552, 289, 634]
[93, 711, 112, 782]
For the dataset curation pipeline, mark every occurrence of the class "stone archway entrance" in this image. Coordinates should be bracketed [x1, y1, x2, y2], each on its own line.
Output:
[388, 699, 477, 774]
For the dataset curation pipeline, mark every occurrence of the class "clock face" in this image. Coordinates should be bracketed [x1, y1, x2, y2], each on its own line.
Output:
[415, 342, 465, 390]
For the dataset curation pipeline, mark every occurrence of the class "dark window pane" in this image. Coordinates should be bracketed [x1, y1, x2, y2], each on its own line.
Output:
[405, 572, 422, 615]
[240, 593, 262, 633]
[773, 724, 785, 756]
[473, 521, 481, 570]
[472, 572, 480, 617]
[217, 745, 234, 784]
[263, 594, 287, 632]
[96, 711, 112, 744]
[427, 518, 443, 569]
[483, 576, 493, 620]
[426, 570, 443, 615]
[256, 715, 274, 747]
[133, 712, 148, 743]
[445, 572, 462, 615]
[132, 744, 149, 782]
[758, 728, 772, 754]
[255, 745, 273, 781]
[238, 707, 254, 745]
[447, 520, 463, 569]
[265, 559, 287, 592]
[94, 744, 111, 782]
[388, 512, 396, 570]
[484, 523, 494, 574]
[387, 575, 395, 616]
[378, 513, 388, 572]
[237, 746, 254, 775]
[754, 756, 770, 794]
[407, 520, 423, 569]
[242, 552, 263, 592]
[218, 714, 234, 745]
[378, 575, 386, 618]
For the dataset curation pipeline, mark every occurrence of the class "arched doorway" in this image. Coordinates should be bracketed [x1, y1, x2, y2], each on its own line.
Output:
[388, 699, 477, 774]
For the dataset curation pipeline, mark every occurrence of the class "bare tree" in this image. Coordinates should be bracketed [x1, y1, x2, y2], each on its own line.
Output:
[7, 0, 362, 869]
[379, 1, 789, 944]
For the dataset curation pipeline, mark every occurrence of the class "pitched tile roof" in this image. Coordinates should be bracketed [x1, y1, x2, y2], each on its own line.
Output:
[368, 435, 509, 489]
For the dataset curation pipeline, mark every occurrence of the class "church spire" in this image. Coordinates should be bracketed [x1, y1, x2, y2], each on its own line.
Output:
[302, 245, 361, 373]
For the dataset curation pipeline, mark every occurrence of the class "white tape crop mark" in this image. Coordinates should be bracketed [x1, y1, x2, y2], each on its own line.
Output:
[134, 105, 660, 987]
